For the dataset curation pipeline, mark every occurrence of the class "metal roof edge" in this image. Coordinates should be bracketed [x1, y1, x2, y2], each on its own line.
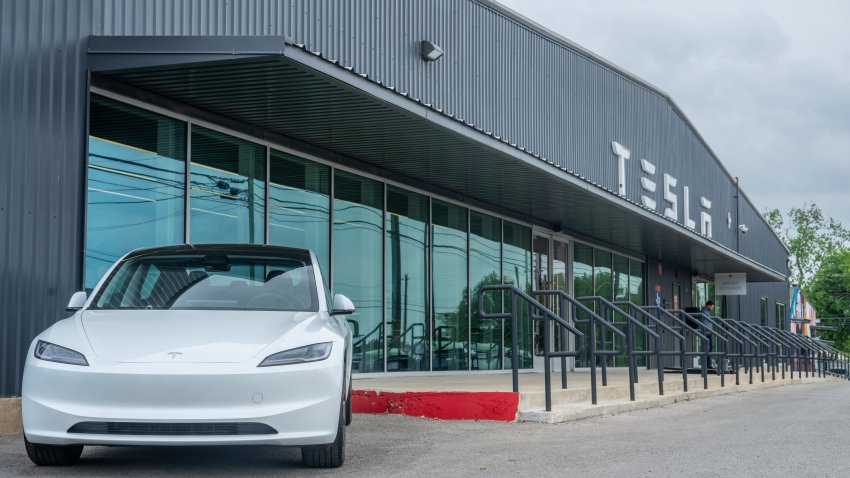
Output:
[281, 43, 786, 282]
[474, 0, 789, 258]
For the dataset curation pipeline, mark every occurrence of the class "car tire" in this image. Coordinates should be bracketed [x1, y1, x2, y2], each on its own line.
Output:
[345, 382, 353, 426]
[301, 399, 345, 468]
[24, 437, 83, 466]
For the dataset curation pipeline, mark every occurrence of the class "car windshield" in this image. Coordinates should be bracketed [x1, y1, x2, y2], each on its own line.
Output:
[92, 251, 318, 311]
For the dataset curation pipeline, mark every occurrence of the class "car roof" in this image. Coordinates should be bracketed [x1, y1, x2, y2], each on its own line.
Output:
[123, 244, 313, 262]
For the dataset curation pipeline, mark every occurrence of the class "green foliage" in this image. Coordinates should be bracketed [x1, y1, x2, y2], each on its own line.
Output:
[763, 203, 850, 289]
[807, 249, 850, 352]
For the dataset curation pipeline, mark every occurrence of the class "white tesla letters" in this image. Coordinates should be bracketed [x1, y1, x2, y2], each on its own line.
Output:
[611, 141, 714, 238]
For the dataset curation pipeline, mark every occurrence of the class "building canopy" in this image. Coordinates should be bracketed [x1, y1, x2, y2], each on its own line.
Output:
[89, 35, 785, 283]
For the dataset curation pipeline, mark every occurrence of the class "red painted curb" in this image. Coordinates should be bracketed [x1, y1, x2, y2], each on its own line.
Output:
[352, 390, 519, 422]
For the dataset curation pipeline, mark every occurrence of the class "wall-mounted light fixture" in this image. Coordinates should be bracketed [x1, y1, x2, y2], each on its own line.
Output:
[420, 40, 444, 61]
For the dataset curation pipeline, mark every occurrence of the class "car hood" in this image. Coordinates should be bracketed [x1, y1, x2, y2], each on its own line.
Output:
[81, 309, 319, 363]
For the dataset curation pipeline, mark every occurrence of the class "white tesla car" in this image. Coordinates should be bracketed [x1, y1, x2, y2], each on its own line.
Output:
[22, 244, 354, 468]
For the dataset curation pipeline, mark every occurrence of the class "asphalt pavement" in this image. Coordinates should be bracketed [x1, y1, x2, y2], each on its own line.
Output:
[2, 382, 849, 477]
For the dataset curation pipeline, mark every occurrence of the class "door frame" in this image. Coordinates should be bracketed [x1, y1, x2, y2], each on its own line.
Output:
[531, 228, 573, 372]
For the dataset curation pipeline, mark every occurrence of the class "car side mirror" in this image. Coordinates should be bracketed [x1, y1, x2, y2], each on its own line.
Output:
[330, 294, 355, 315]
[66, 291, 88, 311]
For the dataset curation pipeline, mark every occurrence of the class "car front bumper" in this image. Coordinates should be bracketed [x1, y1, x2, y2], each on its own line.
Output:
[22, 355, 344, 447]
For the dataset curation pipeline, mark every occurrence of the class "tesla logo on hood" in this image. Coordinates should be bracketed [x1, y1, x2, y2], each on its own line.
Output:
[167, 352, 183, 359]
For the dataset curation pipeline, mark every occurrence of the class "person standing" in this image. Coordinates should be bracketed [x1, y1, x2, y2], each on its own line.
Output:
[701, 301, 715, 368]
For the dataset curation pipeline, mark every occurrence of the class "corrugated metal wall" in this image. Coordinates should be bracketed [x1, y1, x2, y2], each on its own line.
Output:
[0, 0, 90, 397]
[0, 0, 290, 397]
[0, 0, 787, 396]
[281, 0, 785, 272]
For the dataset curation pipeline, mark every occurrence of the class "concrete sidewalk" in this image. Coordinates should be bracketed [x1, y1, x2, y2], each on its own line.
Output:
[352, 367, 843, 423]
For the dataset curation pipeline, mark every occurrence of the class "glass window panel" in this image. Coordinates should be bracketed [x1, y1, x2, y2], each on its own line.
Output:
[629, 260, 647, 366]
[593, 250, 613, 300]
[694, 282, 707, 309]
[612, 255, 631, 366]
[594, 250, 614, 364]
[613, 255, 630, 302]
[190, 126, 265, 244]
[532, 235, 550, 357]
[386, 186, 429, 372]
[760, 298, 768, 326]
[503, 221, 533, 369]
[268, 150, 330, 278]
[470, 212, 502, 370]
[85, 95, 186, 291]
[432, 200, 469, 371]
[552, 241, 569, 293]
[333, 171, 384, 373]
[573, 244, 594, 298]
[552, 240, 569, 353]
[710, 284, 723, 317]
[629, 259, 645, 306]
[573, 243, 594, 367]
[776, 303, 786, 329]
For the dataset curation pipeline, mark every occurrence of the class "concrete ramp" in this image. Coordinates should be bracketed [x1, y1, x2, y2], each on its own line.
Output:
[352, 369, 841, 423]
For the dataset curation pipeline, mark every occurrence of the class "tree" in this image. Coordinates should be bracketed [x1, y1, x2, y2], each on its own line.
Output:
[806, 249, 850, 352]
[764, 203, 850, 289]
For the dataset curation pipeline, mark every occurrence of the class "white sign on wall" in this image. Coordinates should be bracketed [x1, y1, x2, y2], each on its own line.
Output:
[715, 273, 747, 295]
[611, 141, 715, 238]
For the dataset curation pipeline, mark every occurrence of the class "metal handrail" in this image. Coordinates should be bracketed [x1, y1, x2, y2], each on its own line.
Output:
[736, 321, 773, 383]
[759, 325, 804, 380]
[801, 335, 835, 378]
[750, 324, 784, 381]
[719, 318, 764, 385]
[675, 310, 736, 388]
[642, 306, 714, 390]
[782, 330, 817, 378]
[386, 323, 426, 370]
[576, 295, 664, 401]
[574, 296, 661, 400]
[476, 284, 848, 414]
[478, 284, 588, 409]
[737, 322, 773, 381]
[350, 321, 383, 373]
[534, 290, 625, 405]
[760, 326, 799, 380]
[615, 301, 689, 395]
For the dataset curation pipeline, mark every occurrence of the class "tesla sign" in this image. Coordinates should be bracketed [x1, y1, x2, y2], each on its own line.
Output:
[715, 273, 747, 295]
[611, 141, 713, 238]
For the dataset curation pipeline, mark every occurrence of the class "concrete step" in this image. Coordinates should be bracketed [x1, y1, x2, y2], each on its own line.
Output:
[518, 375, 726, 410]
[518, 376, 842, 424]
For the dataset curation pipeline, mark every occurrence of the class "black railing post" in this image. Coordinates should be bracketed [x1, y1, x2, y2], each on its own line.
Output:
[560, 295, 568, 390]
[510, 292, 519, 393]
[589, 313, 598, 405]
[543, 303, 552, 412]
[614, 323, 637, 402]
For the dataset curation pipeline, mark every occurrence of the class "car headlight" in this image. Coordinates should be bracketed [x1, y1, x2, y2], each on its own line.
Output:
[258, 342, 332, 367]
[34, 340, 89, 366]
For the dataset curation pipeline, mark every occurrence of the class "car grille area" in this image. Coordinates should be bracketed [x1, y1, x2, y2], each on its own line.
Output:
[67, 421, 277, 436]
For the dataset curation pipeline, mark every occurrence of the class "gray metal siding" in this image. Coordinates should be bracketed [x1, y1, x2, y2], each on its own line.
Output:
[90, 0, 286, 36]
[739, 196, 789, 275]
[0, 0, 788, 396]
[0, 0, 291, 397]
[282, 0, 785, 271]
[0, 0, 90, 397]
[741, 282, 792, 328]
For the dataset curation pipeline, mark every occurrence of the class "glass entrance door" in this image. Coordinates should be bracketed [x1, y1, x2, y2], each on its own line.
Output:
[532, 233, 570, 370]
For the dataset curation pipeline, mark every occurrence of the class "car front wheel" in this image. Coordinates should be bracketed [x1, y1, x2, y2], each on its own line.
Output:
[301, 399, 345, 468]
[24, 437, 83, 466]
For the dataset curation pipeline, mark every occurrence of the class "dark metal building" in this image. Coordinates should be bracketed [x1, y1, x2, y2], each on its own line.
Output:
[0, 0, 790, 397]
